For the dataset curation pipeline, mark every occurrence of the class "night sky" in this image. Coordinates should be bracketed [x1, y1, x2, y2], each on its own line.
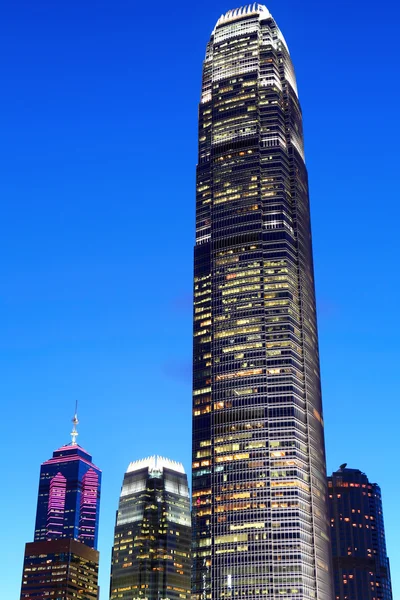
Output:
[1, 1, 399, 597]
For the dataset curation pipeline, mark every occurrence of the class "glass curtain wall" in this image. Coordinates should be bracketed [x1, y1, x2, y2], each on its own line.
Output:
[192, 5, 334, 600]
[110, 457, 191, 600]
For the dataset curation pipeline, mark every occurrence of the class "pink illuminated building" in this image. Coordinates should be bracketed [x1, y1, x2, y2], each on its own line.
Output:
[33, 412, 101, 549]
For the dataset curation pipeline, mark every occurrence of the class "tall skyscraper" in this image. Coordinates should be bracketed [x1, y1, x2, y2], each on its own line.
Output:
[110, 456, 191, 600]
[20, 413, 101, 600]
[34, 412, 101, 549]
[192, 5, 333, 599]
[328, 466, 393, 600]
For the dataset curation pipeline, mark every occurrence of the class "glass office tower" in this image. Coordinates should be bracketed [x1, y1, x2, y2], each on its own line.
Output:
[192, 5, 333, 600]
[110, 456, 191, 600]
[20, 414, 101, 600]
[34, 432, 101, 549]
[328, 466, 393, 600]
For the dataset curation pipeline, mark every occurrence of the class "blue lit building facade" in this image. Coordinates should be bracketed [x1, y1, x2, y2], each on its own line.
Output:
[34, 442, 101, 549]
[20, 415, 102, 600]
[328, 466, 393, 600]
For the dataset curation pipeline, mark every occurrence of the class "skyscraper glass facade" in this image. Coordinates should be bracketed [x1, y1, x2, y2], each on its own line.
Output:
[192, 4, 333, 599]
[110, 456, 191, 600]
[20, 539, 99, 600]
[328, 467, 393, 600]
[34, 443, 101, 549]
[20, 421, 101, 600]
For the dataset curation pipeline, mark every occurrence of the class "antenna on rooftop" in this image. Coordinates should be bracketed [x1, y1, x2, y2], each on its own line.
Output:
[70, 401, 79, 446]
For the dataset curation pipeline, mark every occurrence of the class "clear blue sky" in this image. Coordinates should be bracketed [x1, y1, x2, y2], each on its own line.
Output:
[1, 0, 399, 597]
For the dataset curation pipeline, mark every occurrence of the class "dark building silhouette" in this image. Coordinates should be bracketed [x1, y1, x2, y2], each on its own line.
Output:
[192, 4, 333, 599]
[20, 539, 99, 600]
[20, 412, 101, 600]
[328, 466, 393, 600]
[110, 456, 191, 600]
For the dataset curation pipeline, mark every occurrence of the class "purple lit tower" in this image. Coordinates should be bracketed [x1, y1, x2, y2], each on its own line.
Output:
[33, 410, 101, 549]
[20, 411, 101, 600]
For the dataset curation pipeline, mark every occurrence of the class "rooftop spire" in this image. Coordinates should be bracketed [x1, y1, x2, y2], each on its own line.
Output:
[70, 401, 79, 445]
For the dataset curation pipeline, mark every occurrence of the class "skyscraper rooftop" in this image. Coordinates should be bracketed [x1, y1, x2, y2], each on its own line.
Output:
[126, 455, 185, 474]
[215, 3, 271, 27]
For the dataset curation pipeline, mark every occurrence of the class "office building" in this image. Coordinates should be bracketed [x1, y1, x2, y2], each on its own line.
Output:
[20, 412, 101, 600]
[328, 466, 393, 600]
[33, 412, 101, 549]
[110, 456, 191, 600]
[20, 539, 99, 600]
[192, 4, 333, 599]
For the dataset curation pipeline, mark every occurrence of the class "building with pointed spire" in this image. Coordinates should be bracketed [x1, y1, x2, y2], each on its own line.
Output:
[33, 409, 101, 549]
[20, 410, 101, 600]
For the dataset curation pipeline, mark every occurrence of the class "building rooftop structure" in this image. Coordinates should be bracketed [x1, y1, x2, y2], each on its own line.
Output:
[126, 455, 185, 474]
[215, 3, 271, 28]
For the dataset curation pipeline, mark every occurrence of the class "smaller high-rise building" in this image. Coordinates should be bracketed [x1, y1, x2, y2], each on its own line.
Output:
[20, 412, 101, 600]
[328, 465, 393, 600]
[34, 413, 101, 549]
[20, 539, 99, 600]
[110, 456, 191, 600]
